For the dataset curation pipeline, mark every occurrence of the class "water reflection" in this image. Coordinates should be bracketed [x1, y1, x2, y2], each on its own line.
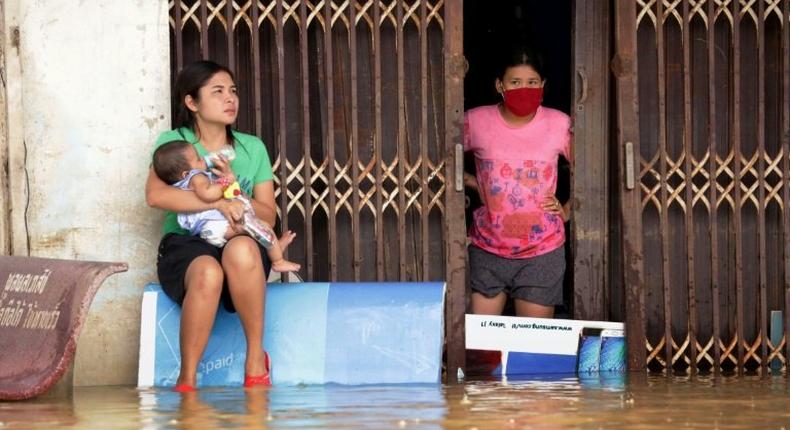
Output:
[134, 384, 447, 429]
[0, 393, 77, 428]
[1, 374, 789, 429]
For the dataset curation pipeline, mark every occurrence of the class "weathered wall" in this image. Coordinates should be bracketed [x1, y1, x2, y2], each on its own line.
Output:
[3, 0, 170, 385]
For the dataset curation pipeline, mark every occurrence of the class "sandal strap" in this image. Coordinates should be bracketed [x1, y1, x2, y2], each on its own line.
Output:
[173, 384, 197, 392]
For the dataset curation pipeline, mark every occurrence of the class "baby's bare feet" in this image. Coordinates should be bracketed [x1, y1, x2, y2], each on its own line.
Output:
[271, 259, 300, 273]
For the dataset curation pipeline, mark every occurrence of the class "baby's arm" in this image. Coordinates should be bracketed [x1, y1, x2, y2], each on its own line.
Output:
[189, 173, 224, 203]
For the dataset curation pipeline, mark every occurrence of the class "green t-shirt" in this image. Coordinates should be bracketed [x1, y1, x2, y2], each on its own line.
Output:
[153, 127, 273, 236]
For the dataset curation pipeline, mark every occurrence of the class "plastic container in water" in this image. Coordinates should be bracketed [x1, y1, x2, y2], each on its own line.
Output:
[598, 329, 626, 372]
[204, 146, 237, 169]
[576, 327, 603, 373]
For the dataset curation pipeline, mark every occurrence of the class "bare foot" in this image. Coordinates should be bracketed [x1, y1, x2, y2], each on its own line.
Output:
[271, 259, 300, 273]
[278, 230, 296, 251]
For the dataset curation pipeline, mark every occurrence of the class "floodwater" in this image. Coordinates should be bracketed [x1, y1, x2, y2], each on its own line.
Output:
[1, 374, 789, 429]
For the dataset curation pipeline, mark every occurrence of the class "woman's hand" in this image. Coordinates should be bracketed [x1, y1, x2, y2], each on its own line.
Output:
[214, 198, 245, 230]
[541, 193, 570, 222]
[464, 172, 479, 191]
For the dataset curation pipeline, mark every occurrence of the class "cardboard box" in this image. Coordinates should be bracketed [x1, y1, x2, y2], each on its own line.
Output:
[465, 314, 626, 376]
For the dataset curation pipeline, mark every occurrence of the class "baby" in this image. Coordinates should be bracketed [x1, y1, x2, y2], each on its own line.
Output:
[153, 140, 300, 273]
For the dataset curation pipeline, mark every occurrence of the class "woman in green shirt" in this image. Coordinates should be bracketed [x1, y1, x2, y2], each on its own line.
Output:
[146, 60, 282, 391]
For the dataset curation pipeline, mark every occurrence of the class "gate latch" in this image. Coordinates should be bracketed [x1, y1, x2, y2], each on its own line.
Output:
[625, 141, 635, 190]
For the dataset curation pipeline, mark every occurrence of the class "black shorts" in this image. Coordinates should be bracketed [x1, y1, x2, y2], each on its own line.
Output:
[468, 244, 565, 306]
[156, 233, 272, 312]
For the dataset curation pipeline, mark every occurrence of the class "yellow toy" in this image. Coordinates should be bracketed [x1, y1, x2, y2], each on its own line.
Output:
[223, 181, 242, 199]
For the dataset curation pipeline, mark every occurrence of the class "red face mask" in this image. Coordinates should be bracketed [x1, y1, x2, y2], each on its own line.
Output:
[502, 87, 543, 117]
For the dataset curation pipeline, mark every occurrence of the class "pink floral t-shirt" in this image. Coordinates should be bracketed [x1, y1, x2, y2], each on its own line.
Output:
[464, 105, 572, 259]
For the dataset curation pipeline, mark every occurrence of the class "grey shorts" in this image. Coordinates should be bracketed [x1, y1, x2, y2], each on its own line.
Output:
[468, 245, 565, 306]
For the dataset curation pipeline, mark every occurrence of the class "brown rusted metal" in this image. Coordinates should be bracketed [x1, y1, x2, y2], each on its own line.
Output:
[732, 0, 745, 374]
[299, 0, 314, 280]
[174, 0, 183, 72]
[225, 0, 235, 75]
[681, 0, 698, 373]
[0, 256, 127, 400]
[373, 0, 385, 281]
[251, 0, 262, 137]
[783, 0, 790, 377]
[200, 0, 209, 59]
[629, 0, 790, 374]
[572, 0, 610, 322]
[756, 0, 768, 372]
[324, 0, 338, 281]
[350, 1, 361, 282]
[655, 0, 673, 372]
[707, 0, 722, 373]
[275, 0, 288, 249]
[396, 1, 407, 280]
[614, 0, 647, 371]
[420, 0, 430, 281]
[443, 0, 466, 384]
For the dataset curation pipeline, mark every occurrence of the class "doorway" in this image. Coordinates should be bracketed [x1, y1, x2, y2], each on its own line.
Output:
[463, 0, 574, 317]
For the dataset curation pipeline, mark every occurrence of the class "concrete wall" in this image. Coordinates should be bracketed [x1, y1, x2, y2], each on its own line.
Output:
[2, 0, 171, 385]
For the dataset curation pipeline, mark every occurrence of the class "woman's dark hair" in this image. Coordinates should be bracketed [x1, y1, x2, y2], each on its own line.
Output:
[497, 46, 545, 81]
[173, 60, 236, 146]
[153, 141, 193, 185]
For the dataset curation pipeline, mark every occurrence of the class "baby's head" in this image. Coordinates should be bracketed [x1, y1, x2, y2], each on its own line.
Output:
[152, 141, 206, 184]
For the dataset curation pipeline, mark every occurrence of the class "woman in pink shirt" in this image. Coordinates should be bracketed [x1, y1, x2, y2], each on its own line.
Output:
[464, 46, 572, 318]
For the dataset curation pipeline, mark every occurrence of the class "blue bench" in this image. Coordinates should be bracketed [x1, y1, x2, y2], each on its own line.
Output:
[138, 282, 445, 387]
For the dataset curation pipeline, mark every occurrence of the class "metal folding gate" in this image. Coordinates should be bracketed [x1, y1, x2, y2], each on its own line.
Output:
[167, 0, 467, 380]
[615, 0, 790, 373]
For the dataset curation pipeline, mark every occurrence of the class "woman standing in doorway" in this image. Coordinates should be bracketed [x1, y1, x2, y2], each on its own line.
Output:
[464, 46, 572, 318]
[146, 60, 283, 391]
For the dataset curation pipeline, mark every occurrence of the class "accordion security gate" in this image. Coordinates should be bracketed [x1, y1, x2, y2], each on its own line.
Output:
[167, 0, 467, 379]
[615, 0, 790, 373]
[166, 0, 790, 374]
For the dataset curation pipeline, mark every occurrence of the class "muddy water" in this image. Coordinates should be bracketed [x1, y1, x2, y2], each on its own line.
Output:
[1, 374, 788, 429]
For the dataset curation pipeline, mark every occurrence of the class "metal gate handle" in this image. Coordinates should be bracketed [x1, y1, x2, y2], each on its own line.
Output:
[576, 67, 589, 108]
[625, 141, 635, 190]
[455, 143, 464, 192]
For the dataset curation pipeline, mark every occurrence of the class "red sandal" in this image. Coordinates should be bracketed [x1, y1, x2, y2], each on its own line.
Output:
[173, 383, 197, 393]
[244, 351, 272, 387]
